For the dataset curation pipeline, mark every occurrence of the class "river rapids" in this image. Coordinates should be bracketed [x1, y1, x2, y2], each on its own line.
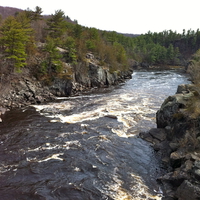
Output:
[0, 69, 190, 200]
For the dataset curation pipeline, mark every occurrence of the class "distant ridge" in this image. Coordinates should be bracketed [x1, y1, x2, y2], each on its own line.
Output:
[0, 6, 23, 19]
[0, 6, 140, 36]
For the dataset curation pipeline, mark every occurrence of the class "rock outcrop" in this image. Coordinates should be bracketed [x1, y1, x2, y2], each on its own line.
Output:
[0, 53, 133, 121]
[141, 84, 200, 199]
[0, 76, 55, 109]
[75, 53, 132, 89]
[50, 53, 133, 96]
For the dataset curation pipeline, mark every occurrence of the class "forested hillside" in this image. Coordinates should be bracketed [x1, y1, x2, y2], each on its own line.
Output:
[0, 7, 130, 82]
[0, 6, 200, 81]
[103, 29, 200, 66]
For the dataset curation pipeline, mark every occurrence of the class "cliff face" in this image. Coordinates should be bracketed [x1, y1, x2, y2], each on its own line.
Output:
[0, 53, 133, 111]
[141, 84, 200, 199]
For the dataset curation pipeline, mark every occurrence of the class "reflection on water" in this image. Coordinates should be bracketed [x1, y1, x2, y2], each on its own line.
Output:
[0, 69, 190, 199]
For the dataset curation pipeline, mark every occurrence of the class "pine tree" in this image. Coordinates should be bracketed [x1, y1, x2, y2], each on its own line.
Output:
[63, 36, 77, 63]
[32, 6, 43, 21]
[166, 44, 174, 64]
[0, 16, 30, 71]
[46, 10, 67, 40]
[42, 37, 63, 74]
[73, 24, 82, 39]
[113, 42, 127, 65]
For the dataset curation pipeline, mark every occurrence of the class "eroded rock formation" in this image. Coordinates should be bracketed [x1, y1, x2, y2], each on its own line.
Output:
[0, 53, 133, 122]
[141, 84, 200, 199]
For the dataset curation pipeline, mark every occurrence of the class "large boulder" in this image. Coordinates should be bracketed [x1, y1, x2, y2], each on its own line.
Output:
[49, 78, 72, 96]
[156, 92, 194, 128]
[176, 180, 200, 200]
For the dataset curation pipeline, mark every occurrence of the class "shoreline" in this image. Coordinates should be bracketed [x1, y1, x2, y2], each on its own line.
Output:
[140, 83, 200, 200]
[0, 67, 133, 122]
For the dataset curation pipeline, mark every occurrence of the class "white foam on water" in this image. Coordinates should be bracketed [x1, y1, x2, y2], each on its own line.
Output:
[32, 91, 158, 139]
[0, 164, 17, 173]
[26, 140, 81, 153]
[32, 102, 74, 117]
[95, 171, 163, 200]
[24, 140, 82, 164]
[26, 153, 64, 163]
[111, 128, 128, 138]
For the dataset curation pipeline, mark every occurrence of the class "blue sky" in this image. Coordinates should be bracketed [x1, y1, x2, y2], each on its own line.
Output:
[1, 0, 199, 34]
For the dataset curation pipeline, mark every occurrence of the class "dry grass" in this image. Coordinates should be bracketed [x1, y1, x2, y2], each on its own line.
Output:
[184, 96, 200, 118]
[187, 49, 200, 84]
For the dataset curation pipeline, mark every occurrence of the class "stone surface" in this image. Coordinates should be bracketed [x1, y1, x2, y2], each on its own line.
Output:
[170, 150, 186, 168]
[143, 84, 200, 199]
[149, 128, 167, 141]
[0, 76, 55, 109]
[139, 131, 154, 143]
[140, 128, 167, 145]
[0, 53, 133, 118]
[176, 180, 200, 200]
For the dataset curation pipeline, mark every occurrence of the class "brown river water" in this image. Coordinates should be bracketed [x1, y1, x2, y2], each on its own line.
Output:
[0, 69, 190, 200]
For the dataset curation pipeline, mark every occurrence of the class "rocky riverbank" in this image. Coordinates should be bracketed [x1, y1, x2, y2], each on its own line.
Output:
[140, 84, 200, 199]
[0, 53, 133, 120]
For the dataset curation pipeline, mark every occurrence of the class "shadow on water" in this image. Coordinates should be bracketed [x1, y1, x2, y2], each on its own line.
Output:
[0, 107, 163, 200]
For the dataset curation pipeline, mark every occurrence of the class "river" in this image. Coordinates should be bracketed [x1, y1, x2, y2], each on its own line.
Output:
[0, 69, 190, 200]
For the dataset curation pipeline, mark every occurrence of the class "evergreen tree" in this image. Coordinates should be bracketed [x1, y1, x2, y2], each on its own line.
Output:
[32, 6, 43, 21]
[73, 24, 82, 39]
[0, 16, 30, 71]
[42, 37, 63, 74]
[167, 44, 175, 64]
[113, 42, 127, 66]
[63, 36, 77, 63]
[46, 10, 67, 40]
[86, 40, 96, 51]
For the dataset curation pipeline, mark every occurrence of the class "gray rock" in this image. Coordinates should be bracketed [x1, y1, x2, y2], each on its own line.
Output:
[153, 140, 170, 152]
[170, 150, 185, 168]
[161, 170, 187, 187]
[106, 70, 116, 85]
[176, 84, 188, 94]
[149, 128, 167, 141]
[184, 160, 193, 173]
[194, 169, 200, 180]
[177, 84, 200, 96]
[194, 161, 200, 169]
[139, 132, 154, 143]
[153, 83, 200, 199]
[156, 92, 193, 128]
[0, 107, 7, 115]
[176, 180, 200, 200]
[169, 142, 180, 151]
[50, 78, 72, 96]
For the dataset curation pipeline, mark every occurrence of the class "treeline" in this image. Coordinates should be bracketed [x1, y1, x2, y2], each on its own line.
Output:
[102, 29, 200, 66]
[0, 7, 129, 80]
[1, 6, 200, 79]
[134, 30, 200, 65]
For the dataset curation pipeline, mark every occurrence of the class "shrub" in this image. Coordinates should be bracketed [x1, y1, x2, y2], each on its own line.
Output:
[188, 49, 200, 84]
